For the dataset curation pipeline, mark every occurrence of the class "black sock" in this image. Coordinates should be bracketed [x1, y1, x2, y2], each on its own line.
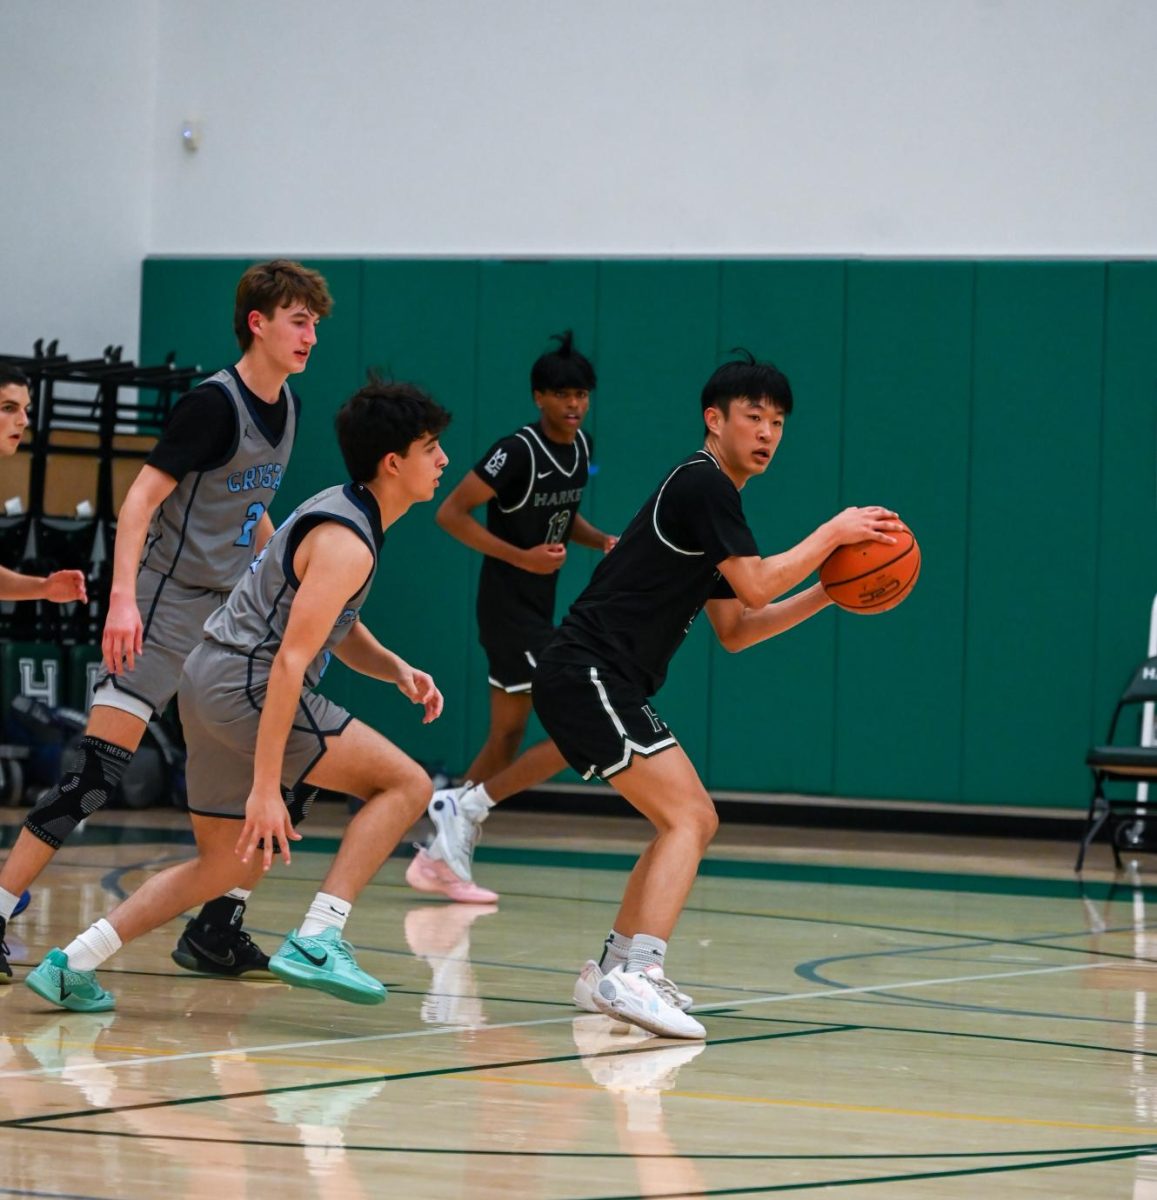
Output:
[197, 895, 245, 929]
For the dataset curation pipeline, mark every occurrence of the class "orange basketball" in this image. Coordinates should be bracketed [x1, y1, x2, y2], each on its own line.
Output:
[820, 527, 920, 614]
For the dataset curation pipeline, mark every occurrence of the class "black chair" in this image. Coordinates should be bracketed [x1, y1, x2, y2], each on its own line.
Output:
[1075, 655, 1157, 871]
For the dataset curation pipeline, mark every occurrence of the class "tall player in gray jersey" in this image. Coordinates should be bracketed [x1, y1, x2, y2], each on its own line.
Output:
[405, 332, 616, 904]
[26, 379, 450, 1013]
[0, 261, 333, 987]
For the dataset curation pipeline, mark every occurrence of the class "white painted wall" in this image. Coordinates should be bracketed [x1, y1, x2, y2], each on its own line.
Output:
[1, 1, 158, 360]
[4, 1, 1156, 357]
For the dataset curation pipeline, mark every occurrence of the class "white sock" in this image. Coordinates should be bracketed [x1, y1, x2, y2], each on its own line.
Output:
[0, 887, 20, 921]
[460, 783, 495, 822]
[63, 919, 122, 972]
[598, 929, 632, 972]
[299, 892, 351, 939]
[226, 887, 251, 902]
[627, 933, 667, 975]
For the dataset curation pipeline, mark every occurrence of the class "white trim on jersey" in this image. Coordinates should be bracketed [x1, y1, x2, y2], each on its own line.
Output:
[522, 424, 586, 478]
[496, 433, 538, 514]
[651, 452, 719, 557]
[586, 667, 678, 779]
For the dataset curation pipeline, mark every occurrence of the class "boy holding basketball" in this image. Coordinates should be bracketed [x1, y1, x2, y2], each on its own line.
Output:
[531, 352, 902, 1039]
[0, 260, 333, 986]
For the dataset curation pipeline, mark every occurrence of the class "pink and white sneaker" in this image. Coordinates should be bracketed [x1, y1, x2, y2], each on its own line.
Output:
[405, 847, 499, 905]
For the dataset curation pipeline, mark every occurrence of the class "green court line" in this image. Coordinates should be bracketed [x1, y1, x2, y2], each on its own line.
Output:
[16, 818, 1151, 901]
[578, 1145, 1156, 1198]
[1, 1025, 851, 1129]
[10, 1127, 1157, 1164]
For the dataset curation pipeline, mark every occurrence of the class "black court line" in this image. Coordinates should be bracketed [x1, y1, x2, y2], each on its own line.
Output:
[8, 1127, 1157, 1163]
[0, 1025, 853, 1130]
[0, 1189, 112, 1200]
[566, 1145, 1157, 1199]
[702, 1009, 1157, 1060]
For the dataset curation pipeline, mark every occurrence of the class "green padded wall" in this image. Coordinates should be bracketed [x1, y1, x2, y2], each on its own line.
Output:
[838, 262, 974, 802]
[709, 261, 845, 794]
[963, 264, 1105, 806]
[140, 256, 1157, 811]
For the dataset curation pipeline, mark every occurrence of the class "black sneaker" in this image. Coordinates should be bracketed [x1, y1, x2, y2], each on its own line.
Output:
[0, 916, 11, 984]
[171, 918, 273, 978]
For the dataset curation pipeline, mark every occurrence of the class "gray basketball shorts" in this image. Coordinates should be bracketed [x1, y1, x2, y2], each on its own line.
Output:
[178, 641, 355, 819]
[92, 566, 230, 717]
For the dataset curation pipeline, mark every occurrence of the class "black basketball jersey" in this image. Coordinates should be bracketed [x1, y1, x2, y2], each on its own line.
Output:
[545, 450, 759, 695]
[473, 422, 592, 645]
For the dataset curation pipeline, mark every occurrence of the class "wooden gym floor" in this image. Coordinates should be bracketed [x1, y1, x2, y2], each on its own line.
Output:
[1, 803, 1155, 1199]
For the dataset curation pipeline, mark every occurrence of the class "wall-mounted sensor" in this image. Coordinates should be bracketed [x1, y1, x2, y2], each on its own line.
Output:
[181, 120, 201, 152]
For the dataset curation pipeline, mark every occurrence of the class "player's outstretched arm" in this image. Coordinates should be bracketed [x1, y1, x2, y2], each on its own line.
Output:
[707, 583, 833, 653]
[718, 506, 902, 611]
[237, 522, 372, 870]
[101, 465, 180, 674]
[331, 621, 443, 724]
[0, 565, 86, 604]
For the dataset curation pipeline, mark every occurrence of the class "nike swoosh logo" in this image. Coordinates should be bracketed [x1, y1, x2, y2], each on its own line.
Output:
[187, 939, 236, 967]
[290, 940, 328, 967]
[537, 471, 553, 480]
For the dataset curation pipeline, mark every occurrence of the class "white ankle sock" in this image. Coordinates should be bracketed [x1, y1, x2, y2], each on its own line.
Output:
[226, 887, 252, 902]
[461, 783, 494, 822]
[598, 929, 632, 972]
[63, 919, 122, 972]
[627, 933, 667, 975]
[0, 887, 20, 921]
[299, 892, 351, 939]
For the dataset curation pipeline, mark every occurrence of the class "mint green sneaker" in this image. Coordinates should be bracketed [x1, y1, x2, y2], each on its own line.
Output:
[25, 949, 115, 1013]
[268, 928, 386, 1006]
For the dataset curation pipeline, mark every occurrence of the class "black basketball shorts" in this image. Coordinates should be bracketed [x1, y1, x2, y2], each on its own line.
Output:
[482, 621, 556, 694]
[532, 658, 677, 781]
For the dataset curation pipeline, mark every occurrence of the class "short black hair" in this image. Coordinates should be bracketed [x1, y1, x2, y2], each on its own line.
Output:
[336, 376, 452, 483]
[701, 349, 793, 428]
[0, 365, 31, 391]
[530, 330, 597, 393]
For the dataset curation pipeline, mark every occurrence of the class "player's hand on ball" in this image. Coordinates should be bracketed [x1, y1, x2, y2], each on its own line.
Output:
[522, 543, 567, 574]
[828, 506, 903, 546]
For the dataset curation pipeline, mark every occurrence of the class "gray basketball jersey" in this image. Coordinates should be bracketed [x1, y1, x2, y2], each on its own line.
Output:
[203, 482, 382, 691]
[141, 369, 297, 589]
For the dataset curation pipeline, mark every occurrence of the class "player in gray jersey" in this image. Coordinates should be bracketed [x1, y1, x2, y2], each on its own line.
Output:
[27, 379, 450, 1013]
[0, 261, 332, 987]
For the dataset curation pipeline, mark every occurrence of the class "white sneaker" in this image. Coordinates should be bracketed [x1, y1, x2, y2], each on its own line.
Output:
[591, 965, 706, 1040]
[574, 959, 694, 1013]
[427, 786, 484, 882]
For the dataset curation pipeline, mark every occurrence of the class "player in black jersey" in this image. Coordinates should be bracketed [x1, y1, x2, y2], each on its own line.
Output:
[0, 262, 332, 988]
[407, 332, 616, 903]
[532, 352, 905, 1039]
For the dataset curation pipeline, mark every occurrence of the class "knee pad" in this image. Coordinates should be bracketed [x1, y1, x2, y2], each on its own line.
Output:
[24, 736, 134, 849]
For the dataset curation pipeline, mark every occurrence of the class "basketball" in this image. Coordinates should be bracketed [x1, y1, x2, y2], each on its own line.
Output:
[820, 527, 920, 614]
